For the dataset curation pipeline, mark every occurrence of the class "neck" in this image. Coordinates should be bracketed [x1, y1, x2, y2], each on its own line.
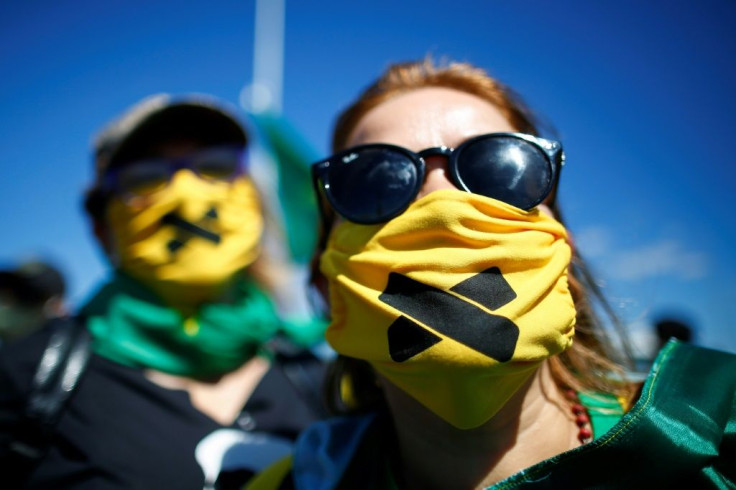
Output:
[382, 361, 580, 490]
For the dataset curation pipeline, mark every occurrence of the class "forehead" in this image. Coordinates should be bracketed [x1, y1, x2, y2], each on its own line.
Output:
[347, 87, 516, 151]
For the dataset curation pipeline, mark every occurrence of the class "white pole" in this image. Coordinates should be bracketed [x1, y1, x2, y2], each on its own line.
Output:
[242, 0, 285, 114]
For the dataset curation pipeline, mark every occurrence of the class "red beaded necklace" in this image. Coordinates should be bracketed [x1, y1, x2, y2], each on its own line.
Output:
[565, 389, 593, 444]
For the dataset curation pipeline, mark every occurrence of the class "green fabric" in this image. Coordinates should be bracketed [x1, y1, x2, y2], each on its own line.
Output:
[249, 112, 320, 264]
[491, 340, 736, 488]
[280, 315, 329, 350]
[81, 273, 282, 377]
[578, 391, 625, 440]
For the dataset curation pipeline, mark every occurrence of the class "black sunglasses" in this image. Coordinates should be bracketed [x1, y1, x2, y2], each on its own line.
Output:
[311, 132, 565, 225]
[101, 145, 246, 202]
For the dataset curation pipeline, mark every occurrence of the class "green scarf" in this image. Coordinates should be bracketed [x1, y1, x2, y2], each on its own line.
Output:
[81, 273, 284, 377]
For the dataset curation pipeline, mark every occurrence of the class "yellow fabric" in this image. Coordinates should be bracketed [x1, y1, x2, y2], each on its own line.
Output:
[321, 190, 576, 429]
[106, 172, 263, 292]
[243, 455, 293, 490]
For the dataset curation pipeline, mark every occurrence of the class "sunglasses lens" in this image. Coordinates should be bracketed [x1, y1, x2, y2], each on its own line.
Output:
[327, 148, 419, 223]
[456, 136, 552, 210]
[193, 147, 243, 181]
[116, 160, 170, 197]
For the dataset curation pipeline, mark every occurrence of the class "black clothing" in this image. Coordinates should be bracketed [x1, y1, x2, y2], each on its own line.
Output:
[0, 324, 326, 489]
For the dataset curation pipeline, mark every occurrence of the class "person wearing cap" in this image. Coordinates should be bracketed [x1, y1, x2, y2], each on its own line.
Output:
[0, 260, 66, 343]
[0, 94, 327, 489]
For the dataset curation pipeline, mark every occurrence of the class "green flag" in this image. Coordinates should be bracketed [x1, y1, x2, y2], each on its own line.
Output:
[248, 112, 320, 264]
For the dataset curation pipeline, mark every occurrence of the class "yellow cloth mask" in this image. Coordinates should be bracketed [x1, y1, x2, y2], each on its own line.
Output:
[320, 189, 576, 429]
[106, 171, 263, 294]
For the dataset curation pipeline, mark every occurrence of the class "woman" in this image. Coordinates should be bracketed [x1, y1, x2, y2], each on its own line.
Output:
[0, 95, 327, 489]
[250, 59, 736, 489]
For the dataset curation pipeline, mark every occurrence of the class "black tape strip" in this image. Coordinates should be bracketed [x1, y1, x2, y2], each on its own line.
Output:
[162, 212, 221, 244]
[379, 273, 519, 362]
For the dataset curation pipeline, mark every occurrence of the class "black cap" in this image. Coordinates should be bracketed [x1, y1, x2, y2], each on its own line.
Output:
[84, 94, 249, 220]
[93, 93, 248, 175]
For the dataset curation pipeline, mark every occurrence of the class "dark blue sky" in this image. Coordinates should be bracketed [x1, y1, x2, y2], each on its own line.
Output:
[1, 0, 734, 354]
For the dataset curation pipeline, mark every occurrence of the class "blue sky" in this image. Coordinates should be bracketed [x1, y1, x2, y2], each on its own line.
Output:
[1, 0, 734, 355]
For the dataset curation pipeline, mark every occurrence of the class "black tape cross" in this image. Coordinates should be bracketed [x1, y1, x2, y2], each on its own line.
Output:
[162, 207, 221, 254]
[379, 267, 519, 363]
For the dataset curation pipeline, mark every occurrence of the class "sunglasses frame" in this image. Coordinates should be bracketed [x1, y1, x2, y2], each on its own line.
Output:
[100, 145, 246, 202]
[311, 132, 565, 227]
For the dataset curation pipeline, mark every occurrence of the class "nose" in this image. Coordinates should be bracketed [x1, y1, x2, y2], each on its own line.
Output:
[415, 151, 456, 200]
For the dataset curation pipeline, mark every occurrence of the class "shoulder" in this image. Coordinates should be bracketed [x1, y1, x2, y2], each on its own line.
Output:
[270, 344, 329, 403]
[593, 341, 736, 484]
[272, 343, 328, 376]
[620, 340, 736, 450]
[246, 342, 330, 435]
[655, 340, 736, 385]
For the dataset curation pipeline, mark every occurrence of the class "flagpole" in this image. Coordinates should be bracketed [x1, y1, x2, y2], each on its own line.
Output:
[242, 0, 285, 114]
[239, 0, 324, 331]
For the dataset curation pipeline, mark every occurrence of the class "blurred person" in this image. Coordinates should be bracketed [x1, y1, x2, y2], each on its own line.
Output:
[632, 314, 697, 374]
[249, 59, 736, 489]
[0, 260, 66, 344]
[655, 316, 694, 349]
[0, 94, 327, 489]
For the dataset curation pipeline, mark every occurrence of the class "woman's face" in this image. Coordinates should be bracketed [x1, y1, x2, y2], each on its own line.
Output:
[346, 87, 517, 202]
